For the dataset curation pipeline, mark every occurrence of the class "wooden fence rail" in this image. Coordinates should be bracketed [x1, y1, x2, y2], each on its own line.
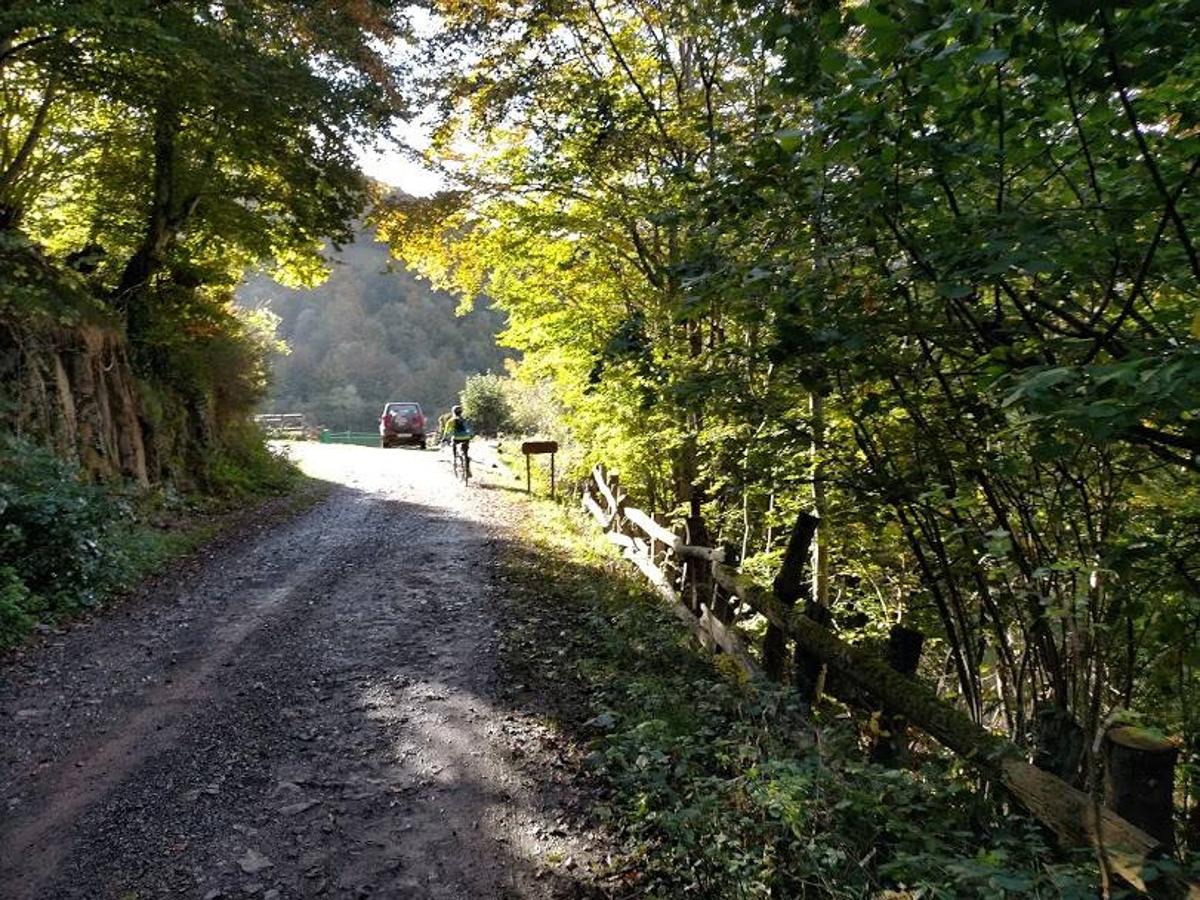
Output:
[580, 465, 1199, 899]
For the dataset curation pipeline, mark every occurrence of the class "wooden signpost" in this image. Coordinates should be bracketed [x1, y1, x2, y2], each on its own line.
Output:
[520, 440, 559, 498]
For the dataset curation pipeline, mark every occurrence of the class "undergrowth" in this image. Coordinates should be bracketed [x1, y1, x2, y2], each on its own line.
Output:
[499, 500, 1111, 899]
[0, 433, 304, 649]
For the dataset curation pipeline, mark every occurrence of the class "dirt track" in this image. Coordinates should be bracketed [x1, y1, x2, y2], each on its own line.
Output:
[0, 443, 601, 899]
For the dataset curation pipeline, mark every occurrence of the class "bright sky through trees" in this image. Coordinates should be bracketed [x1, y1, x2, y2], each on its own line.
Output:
[357, 120, 445, 196]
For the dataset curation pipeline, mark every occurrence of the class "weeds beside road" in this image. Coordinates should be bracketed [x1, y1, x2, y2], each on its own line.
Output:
[496, 499, 1108, 898]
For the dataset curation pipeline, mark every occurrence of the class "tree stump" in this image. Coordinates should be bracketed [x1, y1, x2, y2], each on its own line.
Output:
[1104, 725, 1180, 851]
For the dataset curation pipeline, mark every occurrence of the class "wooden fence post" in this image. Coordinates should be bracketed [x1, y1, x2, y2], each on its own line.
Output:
[763, 513, 819, 684]
[869, 624, 925, 766]
[1104, 726, 1180, 851]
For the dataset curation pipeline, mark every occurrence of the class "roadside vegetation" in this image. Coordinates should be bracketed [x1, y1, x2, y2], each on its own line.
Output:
[500, 497, 1111, 898]
[385, 0, 1200, 869]
[0, 432, 305, 650]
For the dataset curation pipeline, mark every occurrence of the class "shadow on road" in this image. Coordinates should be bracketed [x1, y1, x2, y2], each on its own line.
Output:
[0, 457, 619, 899]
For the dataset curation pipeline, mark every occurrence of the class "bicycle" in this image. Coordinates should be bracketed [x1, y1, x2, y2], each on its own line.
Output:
[451, 439, 471, 485]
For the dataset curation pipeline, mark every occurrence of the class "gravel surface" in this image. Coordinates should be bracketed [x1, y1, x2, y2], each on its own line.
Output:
[0, 443, 606, 899]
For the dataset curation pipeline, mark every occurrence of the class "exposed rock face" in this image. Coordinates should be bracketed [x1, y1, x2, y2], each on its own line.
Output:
[0, 318, 149, 484]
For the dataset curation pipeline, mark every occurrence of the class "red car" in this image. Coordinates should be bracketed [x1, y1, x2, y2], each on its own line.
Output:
[379, 401, 427, 448]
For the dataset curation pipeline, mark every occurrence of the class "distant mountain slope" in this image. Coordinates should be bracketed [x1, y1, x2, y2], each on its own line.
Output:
[238, 227, 509, 432]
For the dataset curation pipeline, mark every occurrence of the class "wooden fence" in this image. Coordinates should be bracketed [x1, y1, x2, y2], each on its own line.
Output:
[581, 463, 1198, 899]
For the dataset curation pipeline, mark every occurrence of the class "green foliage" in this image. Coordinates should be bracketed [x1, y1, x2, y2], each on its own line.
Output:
[0, 432, 301, 648]
[502, 376, 562, 438]
[0, 436, 123, 619]
[388, 0, 1200, 805]
[0, 565, 38, 642]
[202, 423, 302, 498]
[502, 500, 1104, 898]
[460, 371, 512, 435]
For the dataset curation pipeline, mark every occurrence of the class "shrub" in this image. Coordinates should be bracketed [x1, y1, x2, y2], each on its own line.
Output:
[0, 436, 127, 644]
[0, 437, 121, 604]
[461, 371, 513, 435]
[202, 423, 301, 498]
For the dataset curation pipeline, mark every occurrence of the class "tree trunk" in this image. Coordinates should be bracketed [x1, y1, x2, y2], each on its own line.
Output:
[0, 71, 59, 228]
[115, 98, 182, 334]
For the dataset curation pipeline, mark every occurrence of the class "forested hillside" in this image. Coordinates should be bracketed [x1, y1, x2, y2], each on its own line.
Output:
[239, 225, 508, 431]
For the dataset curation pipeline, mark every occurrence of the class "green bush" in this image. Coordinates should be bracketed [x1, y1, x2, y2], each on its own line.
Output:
[0, 437, 122, 604]
[0, 565, 38, 641]
[0, 436, 129, 645]
[202, 423, 301, 498]
[461, 371, 513, 435]
[0, 428, 301, 648]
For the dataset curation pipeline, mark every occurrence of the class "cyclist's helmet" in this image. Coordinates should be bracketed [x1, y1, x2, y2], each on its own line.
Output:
[452, 405, 463, 416]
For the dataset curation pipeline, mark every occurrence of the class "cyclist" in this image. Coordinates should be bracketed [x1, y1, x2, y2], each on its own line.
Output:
[443, 405, 474, 478]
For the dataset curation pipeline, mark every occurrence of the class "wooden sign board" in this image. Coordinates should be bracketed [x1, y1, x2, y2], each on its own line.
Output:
[521, 440, 558, 455]
[520, 441, 559, 497]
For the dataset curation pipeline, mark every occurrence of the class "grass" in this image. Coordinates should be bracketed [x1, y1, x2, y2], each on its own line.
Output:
[496, 495, 1109, 899]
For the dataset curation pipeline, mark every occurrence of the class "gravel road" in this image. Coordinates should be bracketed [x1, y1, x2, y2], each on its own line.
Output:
[0, 443, 602, 899]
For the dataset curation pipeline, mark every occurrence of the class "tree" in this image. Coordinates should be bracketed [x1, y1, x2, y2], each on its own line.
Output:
[380, 0, 1200, 802]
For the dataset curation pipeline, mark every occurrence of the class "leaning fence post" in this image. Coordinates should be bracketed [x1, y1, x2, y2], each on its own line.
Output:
[763, 512, 819, 683]
[792, 601, 833, 703]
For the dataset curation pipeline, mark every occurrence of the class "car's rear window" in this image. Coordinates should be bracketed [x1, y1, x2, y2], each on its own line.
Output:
[387, 403, 420, 416]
